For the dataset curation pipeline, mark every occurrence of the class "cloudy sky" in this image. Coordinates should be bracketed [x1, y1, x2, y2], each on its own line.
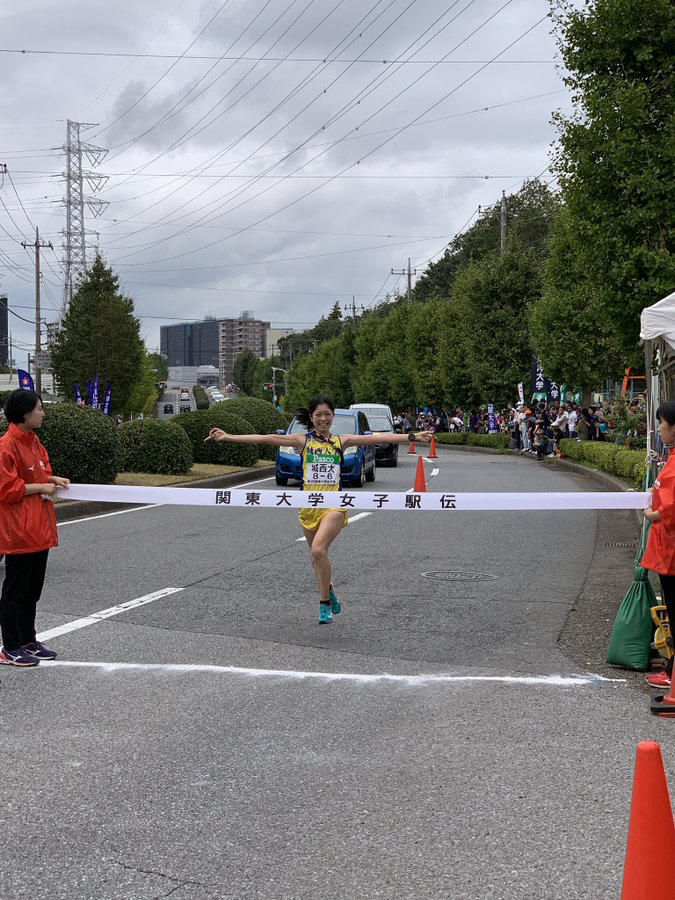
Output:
[1, 0, 570, 368]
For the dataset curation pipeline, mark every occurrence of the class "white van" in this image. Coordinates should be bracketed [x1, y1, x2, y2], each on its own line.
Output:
[349, 403, 394, 429]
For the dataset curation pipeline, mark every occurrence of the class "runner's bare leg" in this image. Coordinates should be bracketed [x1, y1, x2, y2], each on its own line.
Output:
[302, 511, 344, 603]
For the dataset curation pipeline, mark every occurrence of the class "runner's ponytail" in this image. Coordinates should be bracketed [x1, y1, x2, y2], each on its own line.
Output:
[296, 407, 312, 428]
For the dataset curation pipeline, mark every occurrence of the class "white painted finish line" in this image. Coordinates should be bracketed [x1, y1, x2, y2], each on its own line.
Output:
[43, 660, 625, 687]
[37, 588, 184, 641]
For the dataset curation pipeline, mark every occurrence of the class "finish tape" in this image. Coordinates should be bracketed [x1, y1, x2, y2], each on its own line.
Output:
[56, 483, 651, 512]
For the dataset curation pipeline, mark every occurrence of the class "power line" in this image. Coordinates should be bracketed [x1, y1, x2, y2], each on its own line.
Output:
[112, 3, 542, 267]
[0, 47, 559, 64]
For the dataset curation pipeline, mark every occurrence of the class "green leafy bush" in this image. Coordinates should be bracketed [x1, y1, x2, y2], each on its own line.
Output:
[436, 432, 511, 450]
[119, 419, 193, 474]
[559, 439, 647, 487]
[173, 407, 258, 467]
[214, 397, 289, 460]
[39, 403, 121, 483]
[193, 384, 209, 410]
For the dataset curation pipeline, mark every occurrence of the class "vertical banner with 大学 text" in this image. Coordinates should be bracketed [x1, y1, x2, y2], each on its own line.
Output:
[90, 375, 100, 410]
[487, 404, 498, 434]
[102, 383, 112, 415]
[17, 369, 35, 392]
[531, 353, 552, 401]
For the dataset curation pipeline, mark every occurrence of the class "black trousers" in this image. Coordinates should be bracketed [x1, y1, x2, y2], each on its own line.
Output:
[659, 574, 675, 676]
[0, 550, 49, 651]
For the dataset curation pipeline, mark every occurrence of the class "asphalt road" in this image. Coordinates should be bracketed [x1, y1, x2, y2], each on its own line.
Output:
[1, 452, 673, 900]
[156, 388, 195, 419]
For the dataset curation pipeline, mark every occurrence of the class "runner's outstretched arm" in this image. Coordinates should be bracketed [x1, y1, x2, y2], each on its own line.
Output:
[205, 429, 305, 449]
[341, 430, 433, 449]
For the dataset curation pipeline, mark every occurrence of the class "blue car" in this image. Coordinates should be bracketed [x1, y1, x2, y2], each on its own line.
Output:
[275, 408, 377, 487]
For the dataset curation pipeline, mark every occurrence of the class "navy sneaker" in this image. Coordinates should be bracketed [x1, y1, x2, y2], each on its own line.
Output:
[0, 646, 39, 667]
[22, 641, 57, 661]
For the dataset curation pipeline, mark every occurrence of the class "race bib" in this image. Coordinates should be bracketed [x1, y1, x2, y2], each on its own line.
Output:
[306, 451, 340, 485]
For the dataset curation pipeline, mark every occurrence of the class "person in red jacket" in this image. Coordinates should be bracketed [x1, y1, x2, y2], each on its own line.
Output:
[0, 390, 70, 667]
[641, 400, 675, 689]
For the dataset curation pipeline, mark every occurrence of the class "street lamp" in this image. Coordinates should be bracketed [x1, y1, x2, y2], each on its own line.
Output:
[270, 366, 286, 406]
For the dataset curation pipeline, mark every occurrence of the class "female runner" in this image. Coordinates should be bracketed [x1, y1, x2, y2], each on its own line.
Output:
[206, 395, 432, 623]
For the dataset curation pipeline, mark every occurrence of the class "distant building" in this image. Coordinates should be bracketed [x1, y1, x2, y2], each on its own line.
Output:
[219, 311, 270, 383]
[0, 295, 8, 367]
[167, 365, 220, 388]
[265, 327, 295, 358]
[160, 316, 221, 368]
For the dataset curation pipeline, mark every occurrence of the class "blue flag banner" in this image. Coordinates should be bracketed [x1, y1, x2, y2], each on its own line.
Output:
[487, 403, 498, 434]
[102, 383, 112, 415]
[17, 369, 35, 392]
[74, 384, 83, 405]
[90, 375, 100, 410]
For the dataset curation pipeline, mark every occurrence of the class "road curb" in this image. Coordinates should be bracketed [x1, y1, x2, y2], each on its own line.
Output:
[435, 444, 642, 527]
[54, 465, 276, 523]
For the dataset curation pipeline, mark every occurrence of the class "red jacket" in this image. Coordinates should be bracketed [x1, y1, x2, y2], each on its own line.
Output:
[0, 423, 58, 555]
[641, 452, 675, 576]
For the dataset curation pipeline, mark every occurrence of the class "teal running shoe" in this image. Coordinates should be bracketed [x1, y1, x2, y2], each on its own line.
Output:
[328, 582, 341, 615]
[319, 602, 333, 624]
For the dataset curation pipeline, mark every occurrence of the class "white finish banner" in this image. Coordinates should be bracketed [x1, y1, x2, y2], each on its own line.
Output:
[57, 483, 651, 512]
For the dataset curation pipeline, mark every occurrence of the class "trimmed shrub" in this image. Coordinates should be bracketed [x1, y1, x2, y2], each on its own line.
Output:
[173, 407, 258, 467]
[215, 397, 289, 460]
[436, 432, 510, 450]
[193, 384, 209, 410]
[119, 419, 193, 475]
[559, 439, 647, 487]
[39, 403, 121, 483]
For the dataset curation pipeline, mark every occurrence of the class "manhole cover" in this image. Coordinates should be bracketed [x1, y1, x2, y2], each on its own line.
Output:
[421, 571, 498, 582]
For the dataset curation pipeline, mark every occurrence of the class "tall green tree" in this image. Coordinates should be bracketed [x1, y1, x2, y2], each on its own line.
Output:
[550, 0, 674, 364]
[453, 251, 540, 407]
[51, 254, 144, 413]
[232, 348, 258, 394]
[414, 180, 560, 303]
[147, 351, 168, 382]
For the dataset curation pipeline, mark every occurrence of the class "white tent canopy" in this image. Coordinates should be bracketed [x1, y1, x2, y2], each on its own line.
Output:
[640, 291, 675, 351]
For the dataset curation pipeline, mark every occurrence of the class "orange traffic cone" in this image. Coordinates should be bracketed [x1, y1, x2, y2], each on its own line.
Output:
[621, 741, 675, 899]
[407, 438, 417, 454]
[413, 455, 427, 492]
[428, 434, 438, 459]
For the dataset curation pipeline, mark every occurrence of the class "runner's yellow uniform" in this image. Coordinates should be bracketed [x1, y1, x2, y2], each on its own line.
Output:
[299, 430, 349, 532]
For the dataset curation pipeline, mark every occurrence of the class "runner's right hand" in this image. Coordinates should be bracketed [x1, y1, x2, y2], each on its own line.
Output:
[205, 428, 228, 442]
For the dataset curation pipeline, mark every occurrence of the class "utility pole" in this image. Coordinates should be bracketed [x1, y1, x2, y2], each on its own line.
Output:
[391, 258, 417, 301]
[21, 227, 53, 394]
[343, 296, 365, 325]
[500, 190, 507, 255]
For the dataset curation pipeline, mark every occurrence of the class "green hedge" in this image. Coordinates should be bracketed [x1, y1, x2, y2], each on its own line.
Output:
[173, 407, 258, 467]
[193, 384, 209, 410]
[436, 432, 511, 450]
[559, 439, 648, 487]
[214, 397, 289, 460]
[119, 419, 193, 475]
[1, 403, 121, 483]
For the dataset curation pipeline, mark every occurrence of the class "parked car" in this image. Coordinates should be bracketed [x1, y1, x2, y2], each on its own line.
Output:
[349, 403, 394, 429]
[163, 403, 174, 414]
[368, 415, 398, 466]
[275, 409, 376, 487]
[179, 389, 191, 401]
[179, 404, 191, 413]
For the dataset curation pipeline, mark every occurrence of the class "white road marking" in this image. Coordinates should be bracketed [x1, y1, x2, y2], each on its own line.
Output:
[42, 660, 626, 687]
[296, 511, 372, 541]
[37, 588, 183, 641]
[58, 475, 276, 526]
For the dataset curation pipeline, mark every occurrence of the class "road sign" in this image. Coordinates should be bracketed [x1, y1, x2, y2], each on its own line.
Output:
[35, 351, 52, 368]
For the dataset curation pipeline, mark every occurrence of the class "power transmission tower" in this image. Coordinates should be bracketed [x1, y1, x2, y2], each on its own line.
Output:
[21, 227, 53, 394]
[500, 190, 507, 254]
[391, 258, 417, 302]
[55, 120, 109, 316]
